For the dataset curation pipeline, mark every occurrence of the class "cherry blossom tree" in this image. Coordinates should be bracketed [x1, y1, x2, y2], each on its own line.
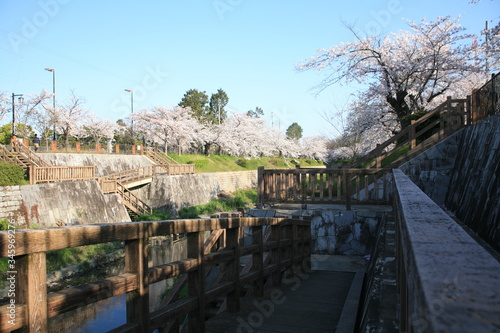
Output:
[55, 91, 90, 149]
[299, 136, 328, 161]
[298, 16, 485, 129]
[131, 106, 198, 154]
[82, 114, 118, 144]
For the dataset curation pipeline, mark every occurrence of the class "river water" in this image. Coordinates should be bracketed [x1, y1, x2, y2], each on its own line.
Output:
[48, 238, 186, 333]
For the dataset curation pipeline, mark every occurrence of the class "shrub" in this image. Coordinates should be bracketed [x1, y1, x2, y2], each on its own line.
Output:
[235, 158, 248, 168]
[0, 162, 26, 186]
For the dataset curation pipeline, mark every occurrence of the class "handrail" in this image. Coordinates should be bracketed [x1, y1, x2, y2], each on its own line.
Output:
[145, 146, 180, 165]
[116, 181, 152, 215]
[257, 166, 392, 209]
[29, 166, 96, 184]
[350, 97, 470, 169]
[392, 169, 500, 332]
[0, 145, 30, 168]
[98, 164, 194, 185]
[0, 217, 311, 332]
[11, 140, 50, 167]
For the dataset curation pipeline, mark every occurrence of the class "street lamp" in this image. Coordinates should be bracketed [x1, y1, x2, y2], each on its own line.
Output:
[44, 68, 56, 140]
[124, 89, 134, 144]
[11, 93, 24, 137]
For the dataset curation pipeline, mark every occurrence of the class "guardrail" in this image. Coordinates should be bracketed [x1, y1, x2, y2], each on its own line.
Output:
[351, 97, 470, 169]
[257, 166, 392, 209]
[0, 217, 310, 332]
[29, 166, 96, 184]
[99, 164, 195, 185]
[392, 169, 500, 332]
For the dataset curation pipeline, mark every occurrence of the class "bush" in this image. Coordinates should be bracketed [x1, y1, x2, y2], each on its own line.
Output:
[133, 210, 171, 222]
[235, 158, 248, 168]
[0, 219, 9, 231]
[0, 162, 26, 186]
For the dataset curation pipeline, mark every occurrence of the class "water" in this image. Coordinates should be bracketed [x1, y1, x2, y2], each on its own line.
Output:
[48, 238, 186, 332]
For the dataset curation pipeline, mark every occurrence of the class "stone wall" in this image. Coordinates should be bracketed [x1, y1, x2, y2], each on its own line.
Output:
[0, 181, 130, 227]
[309, 209, 388, 256]
[398, 129, 463, 206]
[40, 153, 153, 177]
[445, 115, 500, 251]
[138, 171, 258, 215]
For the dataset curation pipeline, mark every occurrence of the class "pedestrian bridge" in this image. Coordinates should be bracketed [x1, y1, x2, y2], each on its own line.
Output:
[1, 170, 499, 333]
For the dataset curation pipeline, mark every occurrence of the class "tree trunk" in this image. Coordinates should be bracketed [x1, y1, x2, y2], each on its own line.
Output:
[204, 142, 211, 156]
[386, 90, 411, 129]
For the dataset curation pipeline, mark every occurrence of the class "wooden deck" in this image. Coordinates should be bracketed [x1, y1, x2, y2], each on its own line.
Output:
[206, 270, 358, 333]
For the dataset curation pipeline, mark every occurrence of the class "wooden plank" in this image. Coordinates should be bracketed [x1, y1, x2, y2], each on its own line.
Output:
[47, 273, 137, 318]
[16, 252, 47, 333]
[0, 304, 26, 332]
[125, 237, 149, 332]
[225, 227, 241, 313]
[187, 231, 205, 331]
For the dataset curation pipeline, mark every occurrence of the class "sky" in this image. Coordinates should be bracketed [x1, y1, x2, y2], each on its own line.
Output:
[0, 0, 498, 138]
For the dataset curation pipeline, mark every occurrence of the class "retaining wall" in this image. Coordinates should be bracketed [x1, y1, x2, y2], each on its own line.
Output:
[0, 181, 130, 227]
[40, 153, 154, 177]
[141, 171, 258, 215]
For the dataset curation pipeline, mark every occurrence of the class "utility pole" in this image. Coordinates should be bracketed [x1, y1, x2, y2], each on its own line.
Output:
[481, 21, 490, 75]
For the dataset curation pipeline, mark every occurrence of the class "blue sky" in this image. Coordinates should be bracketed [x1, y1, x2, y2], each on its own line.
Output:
[1, 0, 498, 137]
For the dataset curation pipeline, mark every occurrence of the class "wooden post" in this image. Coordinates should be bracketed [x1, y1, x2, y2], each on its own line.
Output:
[252, 226, 264, 297]
[226, 227, 241, 312]
[115, 144, 120, 154]
[257, 166, 264, 208]
[271, 224, 282, 287]
[16, 252, 48, 333]
[75, 142, 81, 152]
[50, 141, 56, 152]
[187, 231, 205, 331]
[409, 120, 416, 149]
[344, 170, 352, 211]
[131, 145, 136, 154]
[125, 237, 150, 332]
[23, 139, 29, 147]
[96, 143, 101, 153]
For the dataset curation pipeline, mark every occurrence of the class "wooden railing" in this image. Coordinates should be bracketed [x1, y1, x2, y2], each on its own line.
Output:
[351, 97, 471, 169]
[116, 181, 152, 216]
[145, 147, 180, 165]
[0, 217, 310, 332]
[29, 166, 96, 184]
[12, 140, 51, 167]
[99, 164, 195, 186]
[257, 166, 392, 209]
[0, 145, 30, 168]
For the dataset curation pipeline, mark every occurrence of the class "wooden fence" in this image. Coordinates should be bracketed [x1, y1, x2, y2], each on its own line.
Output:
[351, 97, 471, 169]
[0, 217, 310, 332]
[29, 166, 96, 184]
[257, 166, 392, 209]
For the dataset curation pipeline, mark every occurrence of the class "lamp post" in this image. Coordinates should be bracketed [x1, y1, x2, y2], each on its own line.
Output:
[44, 68, 56, 140]
[124, 89, 134, 144]
[11, 93, 24, 137]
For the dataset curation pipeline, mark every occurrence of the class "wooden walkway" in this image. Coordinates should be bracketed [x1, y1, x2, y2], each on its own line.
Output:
[206, 270, 359, 333]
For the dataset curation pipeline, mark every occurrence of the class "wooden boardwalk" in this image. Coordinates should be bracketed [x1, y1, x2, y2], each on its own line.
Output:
[206, 270, 358, 333]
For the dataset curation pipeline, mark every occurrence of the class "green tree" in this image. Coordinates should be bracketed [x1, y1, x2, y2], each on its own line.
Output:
[179, 89, 209, 122]
[286, 122, 303, 141]
[0, 123, 34, 144]
[246, 107, 264, 118]
[209, 89, 229, 124]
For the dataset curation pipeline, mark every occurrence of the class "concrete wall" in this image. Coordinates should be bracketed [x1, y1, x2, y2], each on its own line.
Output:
[445, 115, 500, 251]
[398, 128, 463, 206]
[40, 153, 153, 177]
[0, 180, 130, 227]
[138, 171, 258, 215]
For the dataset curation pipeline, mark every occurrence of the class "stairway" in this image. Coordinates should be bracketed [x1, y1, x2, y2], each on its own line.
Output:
[144, 147, 179, 165]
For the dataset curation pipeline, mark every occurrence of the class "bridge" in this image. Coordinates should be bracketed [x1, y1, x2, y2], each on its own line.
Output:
[1, 168, 499, 332]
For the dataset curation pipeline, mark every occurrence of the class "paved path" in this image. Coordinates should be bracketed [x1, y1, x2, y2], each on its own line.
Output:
[205, 270, 357, 333]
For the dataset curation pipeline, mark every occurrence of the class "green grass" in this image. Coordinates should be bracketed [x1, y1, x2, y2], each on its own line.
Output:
[45, 242, 122, 272]
[381, 144, 410, 167]
[164, 154, 323, 173]
[178, 189, 257, 219]
[133, 210, 171, 222]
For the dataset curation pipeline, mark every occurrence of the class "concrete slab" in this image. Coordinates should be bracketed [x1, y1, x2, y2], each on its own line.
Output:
[312, 254, 366, 272]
